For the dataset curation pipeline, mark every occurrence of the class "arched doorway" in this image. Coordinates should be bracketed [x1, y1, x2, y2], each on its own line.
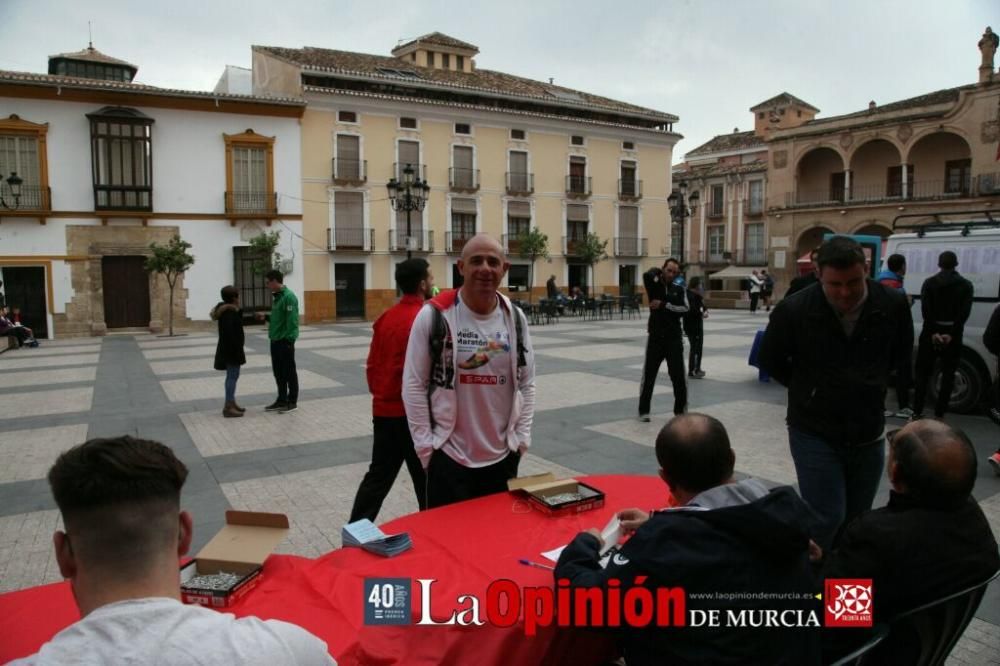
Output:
[794, 148, 846, 205]
[794, 225, 834, 275]
[906, 131, 972, 198]
[849, 139, 902, 201]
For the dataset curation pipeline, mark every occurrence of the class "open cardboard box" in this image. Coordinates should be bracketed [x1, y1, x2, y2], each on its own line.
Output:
[180, 510, 289, 608]
[508, 473, 605, 516]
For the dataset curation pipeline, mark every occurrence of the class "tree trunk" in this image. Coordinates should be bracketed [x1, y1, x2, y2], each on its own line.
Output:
[167, 274, 176, 337]
[527, 259, 534, 304]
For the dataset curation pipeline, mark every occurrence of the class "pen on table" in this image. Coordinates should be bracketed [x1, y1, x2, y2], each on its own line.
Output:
[518, 558, 555, 571]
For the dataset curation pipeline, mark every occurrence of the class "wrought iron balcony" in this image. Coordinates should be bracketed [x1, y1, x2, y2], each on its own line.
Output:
[618, 179, 643, 200]
[449, 167, 480, 192]
[389, 228, 433, 253]
[614, 237, 647, 257]
[506, 172, 534, 195]
[731, 248, 769, 265]
[94, 185, 152, 212]
[0, 184, 51, 212]
[502, 233, 525, 255]
[446, 231, 475, 254]
[562, 236, 587, 256]
[565, 175, 592, 198]
[781, 173, 1000, 210]
[327, 227, 374, 252]
[225, 191, 278, 216]
[332, 158, 367, 184]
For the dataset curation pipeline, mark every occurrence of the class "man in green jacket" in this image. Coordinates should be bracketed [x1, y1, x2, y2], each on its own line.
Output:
[258, 269, 300, 413]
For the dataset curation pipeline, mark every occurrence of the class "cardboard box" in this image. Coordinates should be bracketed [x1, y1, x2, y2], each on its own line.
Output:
[508, 473, 605, 516]
[180, 510, 289, 608]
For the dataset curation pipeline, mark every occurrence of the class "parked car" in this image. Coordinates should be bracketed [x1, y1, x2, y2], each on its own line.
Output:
[884, 216, 1000, 413]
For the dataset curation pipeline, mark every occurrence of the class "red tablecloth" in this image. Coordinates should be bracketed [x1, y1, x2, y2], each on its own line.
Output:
[0, 474, 673, 665]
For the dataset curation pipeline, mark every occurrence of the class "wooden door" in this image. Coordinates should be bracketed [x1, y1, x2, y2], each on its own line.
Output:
[102, 256, 151, 328]
[335, 263, 365, 319]
[1, 266, 48, 337]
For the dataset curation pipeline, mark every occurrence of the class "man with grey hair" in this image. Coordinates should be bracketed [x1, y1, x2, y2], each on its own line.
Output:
[403, 234, 535, 508]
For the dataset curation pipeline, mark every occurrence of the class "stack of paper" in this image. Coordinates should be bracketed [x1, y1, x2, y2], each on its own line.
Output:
[342, 519, 412, 557]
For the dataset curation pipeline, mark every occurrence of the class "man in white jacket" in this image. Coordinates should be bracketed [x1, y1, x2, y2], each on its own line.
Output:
[403, 234, 536, 508]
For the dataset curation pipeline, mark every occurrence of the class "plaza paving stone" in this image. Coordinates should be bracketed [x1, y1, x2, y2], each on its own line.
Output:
[1, 312, 998, 661]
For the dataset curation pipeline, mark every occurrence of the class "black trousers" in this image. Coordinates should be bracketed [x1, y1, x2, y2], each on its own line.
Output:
[426, 448, 520, 509]
[687, 330, 704, 373]
[638, 333, 687, 416]
[893, 354, 912, 410]
[912, 332, 961, 417]
[270, 339, 298, 403]
[749, 292, 761, 313]
[349, 416, 427, 522]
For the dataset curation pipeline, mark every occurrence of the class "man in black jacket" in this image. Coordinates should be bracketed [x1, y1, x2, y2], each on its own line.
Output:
[759, 236, 913, 549]
[821, 419, 999, 662]
[985, 303, 1000, 472]
[683, 276, 708, 378]
[638, 258, 689, 421]
[555, 414, 819, 666]
[911, 250, 975, 419]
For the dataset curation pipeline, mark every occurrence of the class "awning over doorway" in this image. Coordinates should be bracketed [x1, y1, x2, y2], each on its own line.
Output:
[707, 265, 758, 279]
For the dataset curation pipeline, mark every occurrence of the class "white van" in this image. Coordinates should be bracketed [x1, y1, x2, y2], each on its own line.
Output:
[884, 215, 1000, 413]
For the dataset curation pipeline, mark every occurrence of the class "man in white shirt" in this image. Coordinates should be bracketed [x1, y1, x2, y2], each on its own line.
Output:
[13, 435, 334, 666]
[403, 234, 536, 508]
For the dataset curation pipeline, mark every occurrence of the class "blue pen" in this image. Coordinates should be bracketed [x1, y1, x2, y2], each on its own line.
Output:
[518, 558, 554, 571]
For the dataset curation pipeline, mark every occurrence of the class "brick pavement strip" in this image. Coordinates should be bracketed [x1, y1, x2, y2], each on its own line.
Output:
[142, 344, 222, 360]
[533, 371, 668, 412]
[2, 367, 97, 388]
[536, 343, 644, 363]
[0, 353, 100, 370]
[0, 424, 90, 483]
[0, 387, 93, 420]
[310, 347, 372, 362]
[159, 369, 341, 402]
[149, 354, 270, 376]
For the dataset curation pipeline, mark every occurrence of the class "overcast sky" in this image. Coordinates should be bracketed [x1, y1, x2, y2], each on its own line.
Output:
[0, 0, 994, 161]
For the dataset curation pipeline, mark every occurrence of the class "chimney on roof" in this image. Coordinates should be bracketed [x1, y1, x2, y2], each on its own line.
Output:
[868, 100, 876, 112]
[733, 127, 739, 133]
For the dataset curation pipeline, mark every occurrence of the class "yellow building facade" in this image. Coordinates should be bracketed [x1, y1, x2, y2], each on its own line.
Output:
[252, 33, 681, 321]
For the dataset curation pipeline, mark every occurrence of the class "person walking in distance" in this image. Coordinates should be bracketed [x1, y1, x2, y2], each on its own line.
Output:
[684, 276, 708, 379]
[349, 259, 433, 522]
[760, 270, 775, 311]
[748, 270, 763, 314]
[638, 258, 689, 421]
[877, 253, 915, 419]
[911, 251, 974, 420]
[257, 270, 300, 414]
[211, 286, 246, 418]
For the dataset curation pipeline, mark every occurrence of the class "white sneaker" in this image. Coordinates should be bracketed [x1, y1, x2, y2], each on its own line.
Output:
[894, 407, 915, 419]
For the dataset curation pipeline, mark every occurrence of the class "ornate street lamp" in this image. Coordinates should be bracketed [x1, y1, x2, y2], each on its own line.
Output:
[386, 163, 431, 259]
[0, 172, 23, 211]
[667, 180, 699, 265]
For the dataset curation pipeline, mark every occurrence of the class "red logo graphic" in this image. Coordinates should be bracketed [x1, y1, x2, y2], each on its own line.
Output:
[460, 375, 499, 385]
[824, 579, 873, 627]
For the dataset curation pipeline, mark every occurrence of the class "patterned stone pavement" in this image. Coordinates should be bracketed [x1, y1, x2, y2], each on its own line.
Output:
[1, 310, 998, 663]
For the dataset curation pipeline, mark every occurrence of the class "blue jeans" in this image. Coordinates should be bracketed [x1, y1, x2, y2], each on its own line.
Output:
[788, 426, 885, 550]
[225, 365, 240, 403]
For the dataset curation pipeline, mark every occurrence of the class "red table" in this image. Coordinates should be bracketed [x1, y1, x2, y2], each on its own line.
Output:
[0, 474, 674, 665]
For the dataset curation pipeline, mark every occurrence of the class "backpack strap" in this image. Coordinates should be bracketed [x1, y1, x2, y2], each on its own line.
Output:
[512, 305, 526, 369]
[427, 306, 447, 429]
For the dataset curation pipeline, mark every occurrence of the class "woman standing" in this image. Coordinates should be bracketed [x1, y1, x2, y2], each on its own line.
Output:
[211, 286, 246, 418]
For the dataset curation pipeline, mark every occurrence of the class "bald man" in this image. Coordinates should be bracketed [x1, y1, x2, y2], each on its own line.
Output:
[403, 234, 536, 508]
[822, 419, 998, 653]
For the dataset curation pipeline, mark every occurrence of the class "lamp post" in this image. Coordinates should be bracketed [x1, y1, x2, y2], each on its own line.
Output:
[0, 172, 23, 211]
[667, 180, 699, 265]
[386, 163, 430, 259]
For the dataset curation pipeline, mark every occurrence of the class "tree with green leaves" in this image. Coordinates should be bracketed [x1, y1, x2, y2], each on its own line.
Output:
[516, 227, 549, 303]
[576, 232, 609, 294]
[248, 230, 283, 275]
[145, 235, 195, 337]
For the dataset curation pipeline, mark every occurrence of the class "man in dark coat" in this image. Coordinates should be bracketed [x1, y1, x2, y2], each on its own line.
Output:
[638, 258, 689, 420]
[759, 236, 913, 549]
[211, 285, 246, 418]
[683, 276, 708, 378]
[985, 302, 1000, 472]
[556, 414, 820, 666]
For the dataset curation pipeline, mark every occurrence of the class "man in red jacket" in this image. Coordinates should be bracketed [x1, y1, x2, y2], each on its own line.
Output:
[349, 258, 434, 522]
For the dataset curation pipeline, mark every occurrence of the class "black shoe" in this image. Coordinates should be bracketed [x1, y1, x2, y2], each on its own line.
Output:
[279, 402, 298, 414]
[692, 370, 706, 379]
[265, 401, 287, 412]
[638, 414, 651, 423]
[989, 407, 1000, 427]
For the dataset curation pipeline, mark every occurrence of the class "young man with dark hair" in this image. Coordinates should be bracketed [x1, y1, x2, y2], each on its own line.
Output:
[257, 269, 300, 414]
[350, 259, 433, 521]
[16, 436, 334, 665]
[877, 253, 914, 419]
[556, 414, 818, 666]
[211, 285, 246, 418]
[911, 250, 974, 420]
[683, 276, 708, 379]
[637, 258, 689, 421]
[759, 235, 913, 550]
[820, 420, 999, 663]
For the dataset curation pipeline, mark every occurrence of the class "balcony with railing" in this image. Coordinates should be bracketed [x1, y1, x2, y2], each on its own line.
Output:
[389, 228, 433, 253]
[95, 185, 152, 212]
[0, 184, 51, 213]
[614, 237, 647, 257]
[393, 162, 427, 182]
[618, 179, 643, 201]
[562, 236, 588, 256]
[327, 227, 374, 252]
[731, 248, 769, 265]
[506, 172, 534, 195]
[225, 191, 278, 216]
[743, 197, 765, 216]
[332, 158, 367, 184]
[502, 233, 524, 255]
[782, 172, 1000, 209]
[565, 175, 592, 198]
[449, 167, 480, 192]
[446, 230, 475, 254]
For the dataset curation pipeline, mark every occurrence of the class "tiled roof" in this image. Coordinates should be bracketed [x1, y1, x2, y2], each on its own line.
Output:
[395, 32, 479, 53]
[0, 69, 305, 106]
[686, 130, 765, 156]
[50, 45, 136, 69]
[255, 45, 678, 123]
[802, 85, 973, 127]
[750, 92, 819, 112]
[673, 161, 768, 179]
